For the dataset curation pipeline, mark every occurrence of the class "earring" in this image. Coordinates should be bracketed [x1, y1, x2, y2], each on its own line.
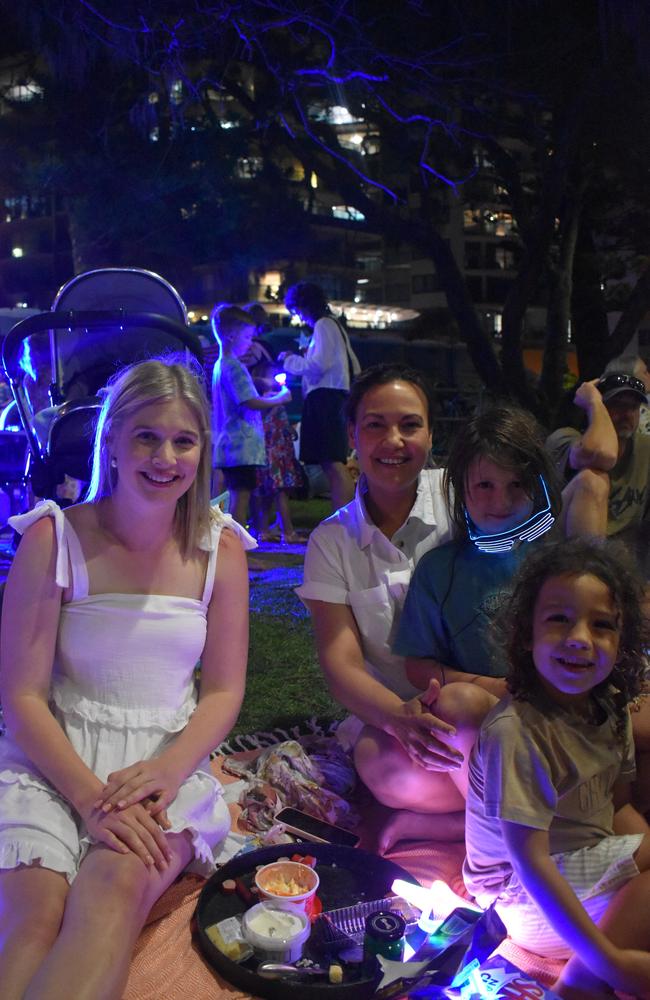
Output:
[110, 457, 117, 468]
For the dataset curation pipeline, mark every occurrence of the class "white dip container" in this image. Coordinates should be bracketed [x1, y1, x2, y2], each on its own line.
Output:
[241, 901, 311, 962]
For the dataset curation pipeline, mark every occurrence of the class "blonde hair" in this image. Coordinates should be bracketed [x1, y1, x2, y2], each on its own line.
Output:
[86, 357, 212, 557]
[210, 304, 254, 348]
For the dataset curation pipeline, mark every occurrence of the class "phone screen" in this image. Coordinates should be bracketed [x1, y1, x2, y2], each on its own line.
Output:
[276, 808, 360, 848]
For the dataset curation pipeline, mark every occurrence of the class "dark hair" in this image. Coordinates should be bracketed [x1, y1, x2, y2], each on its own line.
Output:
[494, 538, 648, 739]
[344, 363, 435, 428]
[284, 282, 329, 324]
[244, 302, 270, 332]
[443, 403, 562, 536]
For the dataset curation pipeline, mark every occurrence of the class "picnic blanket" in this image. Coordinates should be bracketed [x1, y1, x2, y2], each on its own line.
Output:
[121, 753, 564, 999]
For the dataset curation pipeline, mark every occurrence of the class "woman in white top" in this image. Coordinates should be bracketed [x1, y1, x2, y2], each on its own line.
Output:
[297, 364, 494, 852]
[0, 359, 251, 1000]
[279, 281, 360, 510]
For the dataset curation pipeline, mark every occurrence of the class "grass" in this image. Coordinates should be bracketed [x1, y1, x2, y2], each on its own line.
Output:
[231, 496, 346, 738]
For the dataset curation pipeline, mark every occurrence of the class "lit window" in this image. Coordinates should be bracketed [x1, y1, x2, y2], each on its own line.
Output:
[235, 157, 263, 179]
[332, 205, 365, 222]
[6, 80, 43, 102]
[330, 106, 355, 124]
[308, 104, 363, 125]
[257, 271, 282, 299]
[339, 132, 364, 151]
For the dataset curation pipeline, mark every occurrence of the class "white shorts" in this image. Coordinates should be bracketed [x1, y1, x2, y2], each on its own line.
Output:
[481, 834, 644, 959]
[0, 764, 231, 885]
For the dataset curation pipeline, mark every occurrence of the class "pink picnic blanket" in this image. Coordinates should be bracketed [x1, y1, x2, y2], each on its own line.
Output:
[120, 754, 563, 999]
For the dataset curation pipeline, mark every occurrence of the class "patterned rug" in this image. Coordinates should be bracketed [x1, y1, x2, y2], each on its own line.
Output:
[214, 716, 340, 755]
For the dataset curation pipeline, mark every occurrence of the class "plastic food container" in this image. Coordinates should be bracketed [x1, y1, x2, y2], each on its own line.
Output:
[241, 901, 311, 962]
[254, 860, 319, 913]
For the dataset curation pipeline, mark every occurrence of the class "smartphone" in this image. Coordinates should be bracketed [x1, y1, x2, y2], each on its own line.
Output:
[275, 807, 360, 848]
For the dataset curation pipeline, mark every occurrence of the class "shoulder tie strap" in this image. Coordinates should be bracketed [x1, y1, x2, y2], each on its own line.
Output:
[9, 500, 70, 589]
[199, 511, 256, 606]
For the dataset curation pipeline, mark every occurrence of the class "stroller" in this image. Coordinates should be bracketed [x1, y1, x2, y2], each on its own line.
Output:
[1, 268, 204, 503]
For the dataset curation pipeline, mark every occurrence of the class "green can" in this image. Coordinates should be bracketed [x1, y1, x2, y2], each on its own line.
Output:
[364, 910, 406, 962]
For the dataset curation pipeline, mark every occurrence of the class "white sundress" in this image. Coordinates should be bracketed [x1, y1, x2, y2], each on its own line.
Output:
[0, 500, 254, 883]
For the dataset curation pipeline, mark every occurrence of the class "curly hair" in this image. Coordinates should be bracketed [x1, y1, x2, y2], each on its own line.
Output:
[493, 538, 649, 740]
[284, 282, 329, 324]
[443, 403, 562, 537]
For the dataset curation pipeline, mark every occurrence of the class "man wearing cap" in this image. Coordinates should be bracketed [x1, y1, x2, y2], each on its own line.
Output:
[603, 353, 650, 435]
[546, 372, 650, 545]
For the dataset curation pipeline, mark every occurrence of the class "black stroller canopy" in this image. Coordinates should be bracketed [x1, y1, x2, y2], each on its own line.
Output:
[1, 268, 204, 500]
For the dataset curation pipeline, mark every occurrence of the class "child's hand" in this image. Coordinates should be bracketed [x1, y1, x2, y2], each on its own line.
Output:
[85, 801, 173, 871]
[93, 759, 183, 818]
[388, 681, 464, 771]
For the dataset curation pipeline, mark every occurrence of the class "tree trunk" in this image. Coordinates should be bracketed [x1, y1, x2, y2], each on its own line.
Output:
[539, 181, 584, 412]
[606, 262, 650, 359]
[571, 216, 611, 379]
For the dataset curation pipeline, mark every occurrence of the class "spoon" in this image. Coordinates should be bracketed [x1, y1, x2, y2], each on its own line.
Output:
[257, 962, 328, 979]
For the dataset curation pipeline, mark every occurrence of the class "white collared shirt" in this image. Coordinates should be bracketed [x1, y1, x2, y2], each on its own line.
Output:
[282, 316, 360, 396]
[296, 469, 453, 699]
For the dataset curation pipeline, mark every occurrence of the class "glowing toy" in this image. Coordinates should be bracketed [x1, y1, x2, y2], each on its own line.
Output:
[464, 474, 555, 554]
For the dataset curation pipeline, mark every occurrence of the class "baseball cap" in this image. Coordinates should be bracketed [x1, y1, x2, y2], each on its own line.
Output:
[596, 373, 647, 404]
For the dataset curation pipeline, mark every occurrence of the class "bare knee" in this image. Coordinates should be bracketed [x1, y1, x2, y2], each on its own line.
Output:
[354, 728, 417, 804]
[80, 851, 151, 915]
[436, 681, 496, 732]
[353, 727, 461, 811]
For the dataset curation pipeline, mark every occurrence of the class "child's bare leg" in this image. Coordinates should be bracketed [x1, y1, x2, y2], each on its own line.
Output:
[556, 866, 650, 999]
[24, 832, 193, 1000]
[321, 461, 354, 511]
[277, 490, 298, 540]
[249, 492, 264, 536]
[229, 487, 251, 527]
[0, 866, 69, 1000]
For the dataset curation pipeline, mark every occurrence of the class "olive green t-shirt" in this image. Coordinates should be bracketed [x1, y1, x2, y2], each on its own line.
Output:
[546, 427, 650, 536]
[464, 693, 635, 902]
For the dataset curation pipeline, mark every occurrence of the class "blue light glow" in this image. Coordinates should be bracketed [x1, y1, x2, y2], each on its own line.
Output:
[17, 340, 36, 382]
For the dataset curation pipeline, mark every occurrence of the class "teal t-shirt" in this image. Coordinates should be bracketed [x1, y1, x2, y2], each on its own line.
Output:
[393, 539, 527, 677]
[212, 355, 266, 468]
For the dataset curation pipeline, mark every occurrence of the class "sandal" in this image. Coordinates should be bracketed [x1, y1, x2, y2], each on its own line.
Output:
[259, 530, 281, 542]
[282, 532, 305, 544]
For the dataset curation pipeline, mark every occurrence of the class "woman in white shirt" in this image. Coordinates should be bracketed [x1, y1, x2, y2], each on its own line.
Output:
[296, 364, 495, 852]
[280, 282, 360, 511]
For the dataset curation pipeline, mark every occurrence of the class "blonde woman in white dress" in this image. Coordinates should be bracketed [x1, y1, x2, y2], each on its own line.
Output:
[0, 358, 252, 1000]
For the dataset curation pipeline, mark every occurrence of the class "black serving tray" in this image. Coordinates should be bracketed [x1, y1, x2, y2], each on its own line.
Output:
[195, 842, 420, 999]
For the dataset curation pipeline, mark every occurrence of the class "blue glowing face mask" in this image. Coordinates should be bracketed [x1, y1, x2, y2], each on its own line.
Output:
[464, 474, 555, 553]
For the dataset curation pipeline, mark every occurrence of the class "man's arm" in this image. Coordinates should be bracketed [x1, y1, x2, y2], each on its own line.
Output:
[566, 379, 618, 471]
